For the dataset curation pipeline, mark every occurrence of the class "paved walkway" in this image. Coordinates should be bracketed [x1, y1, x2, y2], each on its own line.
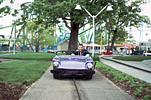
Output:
[20, 65, 134, 100]
[101, 55, 151, 71]
[100, 55, 151, 83]
[0, 53, 12, 56]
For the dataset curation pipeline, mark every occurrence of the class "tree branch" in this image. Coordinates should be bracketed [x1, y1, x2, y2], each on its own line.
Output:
[62, 18, 71, 30]
[79, 22, 89, 29]
[62, 17, 71, 21]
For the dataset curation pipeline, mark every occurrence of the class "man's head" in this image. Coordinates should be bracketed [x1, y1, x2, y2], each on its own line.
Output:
[78, 44, 83, 51]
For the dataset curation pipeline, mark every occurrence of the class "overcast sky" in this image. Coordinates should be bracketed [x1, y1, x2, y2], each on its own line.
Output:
[0, 0, 151, 43]
[132, 1, 151, 42]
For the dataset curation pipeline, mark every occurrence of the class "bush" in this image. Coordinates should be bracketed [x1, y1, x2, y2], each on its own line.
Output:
[135, 47, 139, 51]
[92, 54, 100, 61]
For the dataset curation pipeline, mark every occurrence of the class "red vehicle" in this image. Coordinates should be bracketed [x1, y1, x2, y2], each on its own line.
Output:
[100, 49, 112, 55]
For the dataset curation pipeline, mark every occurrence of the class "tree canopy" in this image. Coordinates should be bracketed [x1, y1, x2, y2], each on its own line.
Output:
[0, 0, 16, 18]
[26, 20, 56, 52]
[7, 0, 151, 51]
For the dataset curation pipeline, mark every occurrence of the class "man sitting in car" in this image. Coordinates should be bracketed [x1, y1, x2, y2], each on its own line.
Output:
[74, 44, 89, 56]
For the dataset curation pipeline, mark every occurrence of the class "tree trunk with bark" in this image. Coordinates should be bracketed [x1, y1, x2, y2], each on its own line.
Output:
[68, 22, 79, 51]
[35, 41, 39, 52]
[36, 45, 39, 52]
[110, 30, 117, 51]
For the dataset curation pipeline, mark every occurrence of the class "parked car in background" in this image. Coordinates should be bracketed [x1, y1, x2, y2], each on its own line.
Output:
[144, 51, 151, 56]
[100, 50, 112, 55]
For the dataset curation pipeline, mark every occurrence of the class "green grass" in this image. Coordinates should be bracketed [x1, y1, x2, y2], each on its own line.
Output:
[0, 59, 13, 61]
[0, 51, 18, 54]
[96, 61, 151, 100]
[96, 62, 139, 81]
[0, 52, 8, 54]
[0, 60, 51, 84]
[113, 55, 151, 61]
[0, 52, 57, 59]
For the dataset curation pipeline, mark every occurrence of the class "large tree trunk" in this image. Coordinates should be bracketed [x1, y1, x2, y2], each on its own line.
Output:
[35, 41, 39, 53]
[68, 22, 79, 51]
[36, 45, 39, 52]
[110, 30, 117, 51]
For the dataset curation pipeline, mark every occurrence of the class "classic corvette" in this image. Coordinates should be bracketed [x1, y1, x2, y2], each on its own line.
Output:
[50, 52, 95, 79]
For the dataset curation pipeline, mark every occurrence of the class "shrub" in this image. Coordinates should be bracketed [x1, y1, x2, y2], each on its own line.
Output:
[92, 54, 100, 61]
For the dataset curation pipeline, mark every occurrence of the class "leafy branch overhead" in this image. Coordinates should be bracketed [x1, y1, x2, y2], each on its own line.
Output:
[1, 0, 150, 51]
[0, 0, 14, 17]
[95, 0, 150, 49]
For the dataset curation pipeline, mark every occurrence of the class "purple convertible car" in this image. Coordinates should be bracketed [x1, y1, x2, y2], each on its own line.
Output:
[51, 53, 95, 79]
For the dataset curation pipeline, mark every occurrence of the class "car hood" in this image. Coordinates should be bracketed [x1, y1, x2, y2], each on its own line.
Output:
[53, 55, 93, 70]
[59, 61, 86, 69]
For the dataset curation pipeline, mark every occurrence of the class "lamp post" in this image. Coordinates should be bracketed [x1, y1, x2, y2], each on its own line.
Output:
[13, 22, 16, 55]
[75, 3, 113, 56]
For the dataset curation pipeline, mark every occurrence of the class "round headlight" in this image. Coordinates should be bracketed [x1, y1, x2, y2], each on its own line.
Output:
[85, 54, 90, 57]
[87, 63, 93, 69]
[53, 62, 59, 67]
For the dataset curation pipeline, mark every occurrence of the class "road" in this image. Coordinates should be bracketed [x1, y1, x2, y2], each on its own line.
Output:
[20, 65, 134, 100]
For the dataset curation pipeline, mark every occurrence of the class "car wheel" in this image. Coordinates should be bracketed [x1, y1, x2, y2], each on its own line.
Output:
[84, 74, 92, 80]
[53, 73, 60, 79]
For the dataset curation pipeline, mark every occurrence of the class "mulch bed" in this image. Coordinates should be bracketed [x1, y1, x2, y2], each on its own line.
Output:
[0, 82, 32, 100]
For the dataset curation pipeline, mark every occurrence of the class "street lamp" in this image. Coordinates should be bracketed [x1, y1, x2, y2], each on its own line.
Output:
[75, 3, 113, 56]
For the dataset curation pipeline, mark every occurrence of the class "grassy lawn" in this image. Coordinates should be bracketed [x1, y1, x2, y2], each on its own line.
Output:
[0, 57, 51, 99]
[0, 52, 57, 60]
[0, 60, 51, 84]
[0, 52, 8, 54]
[0, 51, 18, 54]
[0, 52, 66, 84]
[96, 61, 151, 100]
[113, 55, 151, 61]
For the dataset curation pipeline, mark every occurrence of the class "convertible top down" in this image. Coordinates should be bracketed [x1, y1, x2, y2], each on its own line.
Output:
[50, 53, 95, 79]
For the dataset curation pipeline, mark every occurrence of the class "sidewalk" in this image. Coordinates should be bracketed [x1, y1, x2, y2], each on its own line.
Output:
[100, 55, 151, 83]
[0, 53, 12, 56]
[100, 55, 151, 72]
[20, 65, 134, 100]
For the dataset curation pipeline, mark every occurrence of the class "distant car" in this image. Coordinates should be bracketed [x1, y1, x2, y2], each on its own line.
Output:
[47, 50, 57, 53]
[50, 52, 95, 79]
[144, 53, 151, 56]
[100, 50, 112, 54]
